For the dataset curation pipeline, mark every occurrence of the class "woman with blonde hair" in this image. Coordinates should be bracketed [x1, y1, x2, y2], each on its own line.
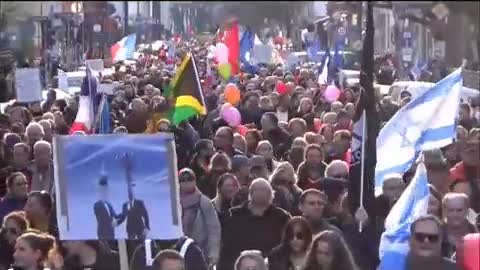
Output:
[270, 162, 303, 215]
[256, 140, 278, 175]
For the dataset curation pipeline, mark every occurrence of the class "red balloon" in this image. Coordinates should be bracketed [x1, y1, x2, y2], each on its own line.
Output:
[276, 82, 289, 95]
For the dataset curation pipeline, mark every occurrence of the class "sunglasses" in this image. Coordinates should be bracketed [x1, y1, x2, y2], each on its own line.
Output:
[414, 232, 439, 243]
[5, 227, 20, 235]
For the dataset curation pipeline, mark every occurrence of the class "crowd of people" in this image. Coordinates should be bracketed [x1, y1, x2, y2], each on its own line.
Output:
[0, 36, 479, 270]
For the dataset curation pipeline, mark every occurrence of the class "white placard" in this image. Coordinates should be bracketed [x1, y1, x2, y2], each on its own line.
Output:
[58, 70, 69, 92]
[98, 84, 114, 95]
[86, 59, 104, 74]
[15, 68, 42, 103]
[252, 45, 273, 64]
[286, 53, 300, 69]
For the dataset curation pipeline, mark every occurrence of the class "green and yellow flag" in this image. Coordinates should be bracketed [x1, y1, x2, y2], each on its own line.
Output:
[164, 53, 207, 125]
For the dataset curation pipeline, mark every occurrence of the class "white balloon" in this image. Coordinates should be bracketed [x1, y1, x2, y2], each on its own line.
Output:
[215, 43, 229, 64]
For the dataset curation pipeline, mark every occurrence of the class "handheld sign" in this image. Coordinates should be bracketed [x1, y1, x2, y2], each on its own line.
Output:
[53, 134, 183, 241]
[15, 68, 42, 103]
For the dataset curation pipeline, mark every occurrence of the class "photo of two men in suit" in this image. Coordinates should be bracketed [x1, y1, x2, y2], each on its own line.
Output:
[94, 153, 150, 240]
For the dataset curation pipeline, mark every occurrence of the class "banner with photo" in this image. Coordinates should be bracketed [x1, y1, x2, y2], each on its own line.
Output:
[53, 134, 183, 240]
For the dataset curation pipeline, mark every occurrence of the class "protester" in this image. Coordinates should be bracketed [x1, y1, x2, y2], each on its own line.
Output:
[212, 173, 240, 215]
[24, 191, 57, 237]
[234, 250, 267, 270]
[304, 230, 358, 270]
[0, 172, 29, 223]
[297, 144, 327, 190]
[268, 216, 312, 270]
[270, 162, 302, 215]
[178, 168, 221, 267]
[298, 189, 341, 235]
[130, 236, 208, 270]
[441, 193, 478, 258]
[152, 249, 185, 270]
[12, 230, 58, 270]
[406, 215, 458, 270]
[62, 240, 120, 270]
[0, 211, 29, 269]
[28, 141, 54, 194]
[218, 178, 290, 270]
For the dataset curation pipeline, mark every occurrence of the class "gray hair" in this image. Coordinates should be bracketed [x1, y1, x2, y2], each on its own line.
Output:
[26, 122, 45, 136]
[248, 178, 274, 203]
[325, 160, 349, 177]
[234, 250, 267, 270]
[33, 140, 51, 153]
[38, 120, 52, 130]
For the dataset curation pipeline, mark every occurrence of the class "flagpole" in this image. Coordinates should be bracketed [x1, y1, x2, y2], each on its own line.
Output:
[359, 109, 367, 232]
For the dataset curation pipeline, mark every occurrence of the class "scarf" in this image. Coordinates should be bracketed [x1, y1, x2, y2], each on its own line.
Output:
[180, 187, 202, 236]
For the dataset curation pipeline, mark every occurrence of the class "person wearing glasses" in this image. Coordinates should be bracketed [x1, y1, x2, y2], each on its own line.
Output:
[0, 211, 29, 269]
[406, 215, 457, 270]
[0, 172, 29, 223]
[304, 230, 357, 270]
[268, 217, 313, 270]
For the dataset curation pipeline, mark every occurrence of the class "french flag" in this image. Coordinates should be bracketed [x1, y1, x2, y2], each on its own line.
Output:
[69, 65, 99, 134]
[110, 34, 136, 62]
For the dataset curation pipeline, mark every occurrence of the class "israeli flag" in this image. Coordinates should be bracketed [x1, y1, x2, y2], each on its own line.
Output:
[378, 162, 430, 269]
[375, 68, 463, 195]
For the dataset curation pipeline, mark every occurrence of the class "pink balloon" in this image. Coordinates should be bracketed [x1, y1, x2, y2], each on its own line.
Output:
[323, 85, 340, 102]
[221, 106, 242, 127]
[215, 43, 229, 64]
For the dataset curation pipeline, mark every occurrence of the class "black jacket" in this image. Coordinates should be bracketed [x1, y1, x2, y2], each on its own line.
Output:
[218, 202, 291, 270]
[130, 237, 208, 270]
[120, 199, 150, 239]
[263, 127, 292, 160]
[267, 245, 297, 270]
[94, 201, 122, 240]
[0, 232, 14, 270]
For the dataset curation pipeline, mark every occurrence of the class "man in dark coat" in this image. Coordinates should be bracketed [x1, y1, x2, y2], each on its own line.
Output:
[94, 175, 123, 240]
[121, 196, 150, 240]
[130, 236, 208, 270]
[218, 178, 290, 270]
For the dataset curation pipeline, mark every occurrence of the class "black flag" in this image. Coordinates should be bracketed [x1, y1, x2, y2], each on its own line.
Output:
[348, 2, 380, 220]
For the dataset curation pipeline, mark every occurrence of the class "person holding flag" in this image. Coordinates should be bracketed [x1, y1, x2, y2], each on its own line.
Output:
[346, 2, 382, 269]
[378, 156, 457, 270]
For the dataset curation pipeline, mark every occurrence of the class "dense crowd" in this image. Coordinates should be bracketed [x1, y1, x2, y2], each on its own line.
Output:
[0, 38, 479, 270]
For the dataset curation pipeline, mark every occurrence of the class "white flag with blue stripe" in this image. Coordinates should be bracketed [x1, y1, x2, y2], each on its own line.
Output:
[375, 68, 463, 195]
[378, 162, 430, 269]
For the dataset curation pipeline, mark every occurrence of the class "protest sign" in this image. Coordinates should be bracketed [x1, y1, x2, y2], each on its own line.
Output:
[58, 70, 69, 92]
[15, 68, 42, 102]
[54, 134, 183, 240]
[252, 45, 273, 64]
[86, 59, 104, 74]
[98, 83, 115, 95]
[286, 53, 300, 69]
